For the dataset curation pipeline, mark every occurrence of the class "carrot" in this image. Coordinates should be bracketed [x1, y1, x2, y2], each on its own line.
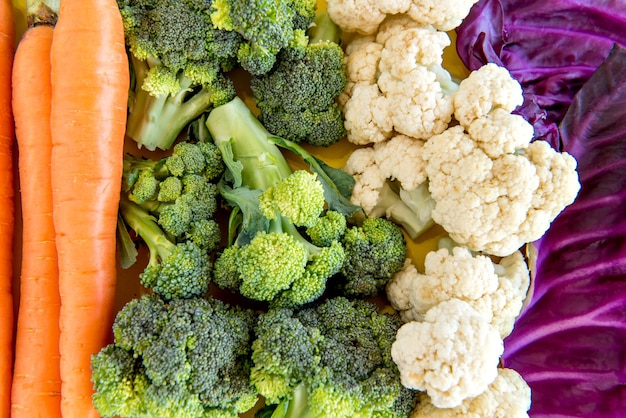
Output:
[10, 2, 61, 415]
[0, 0, 15, 416]
[49, 0, 129, 416]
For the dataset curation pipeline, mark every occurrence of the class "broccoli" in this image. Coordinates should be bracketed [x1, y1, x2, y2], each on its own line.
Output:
[206, 96, 361, 307]
[250, 297, 418, 418]
[91, 293, 259, 418]
[211, 0, 317, 75]
[119, 196, 212, 300]
[250, 11, 347, 147]
[117, 0, 240, 150]
[122, 137, 223, 246]
[336, 216, 408, 297]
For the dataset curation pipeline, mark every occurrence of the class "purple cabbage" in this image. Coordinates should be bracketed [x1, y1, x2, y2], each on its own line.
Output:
[501, 45, 626, 417]
[455, 0, 626, 149]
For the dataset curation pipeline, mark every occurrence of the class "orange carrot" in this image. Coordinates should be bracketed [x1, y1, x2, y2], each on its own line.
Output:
[0, 1, 15, 417]
[49, 0, 129, 416]
[11, 7, 62, 415]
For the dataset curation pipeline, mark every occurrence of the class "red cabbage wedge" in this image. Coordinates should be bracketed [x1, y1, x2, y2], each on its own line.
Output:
[502, 45, 626, 417]
[455, 0, 626, 149]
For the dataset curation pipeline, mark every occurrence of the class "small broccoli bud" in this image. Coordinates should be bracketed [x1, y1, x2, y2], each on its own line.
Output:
[157, 176, 183, 202]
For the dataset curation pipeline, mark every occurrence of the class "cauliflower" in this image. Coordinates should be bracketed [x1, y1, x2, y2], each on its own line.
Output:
[422, 123, 580, 256]
[406, 0, 480, 32]
[325, 0, 411, 35]
[340, 15, 457, 145]
[326, 0, 478, 34]
[386, 245, 531, 338]
[344, 134, 434, 238]
[453, 63, 525, 128]
[391, 298, 503, 409]
[411, 368, 532, 417]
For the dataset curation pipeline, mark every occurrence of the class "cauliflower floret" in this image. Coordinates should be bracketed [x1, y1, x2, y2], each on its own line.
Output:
[453, 63, 524, 128]
[379, 25, 451, 78]
[325, 0, 411, 35]
[391, 299, 503, 409]
[422, 124, 580, 256]
[344, 35, 382, 84]
[411, 368, 531, 418]
[406, 0, 480, 32]
[340, 13, 457, 145]
[518, 139, 581, 238]
[344, 146, 386, 212]
[344, 134, 426, 212]
[377, 68, 454, 140]
[386, 247, 531, 338]
[342, 82, 393, 144]
[467, 108, 535, 158]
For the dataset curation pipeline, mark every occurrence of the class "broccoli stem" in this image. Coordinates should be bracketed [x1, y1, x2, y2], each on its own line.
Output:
[126, 55, 220, 151]
[307, 11, 341, 45]
[206, 96, 293, 190]
[119, 195, 176, 266]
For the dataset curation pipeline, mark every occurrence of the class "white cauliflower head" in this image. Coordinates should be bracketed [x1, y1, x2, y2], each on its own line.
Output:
[325, 0, 411, 35]
[391, 299, 503, 408]
[340, 13, 457, 144]
[453, 63, 524, 128]
[410, 368, 531, 418]
[342, 82, 393, 145]
[407, 0, 481, 32]
[422, 124, 580, 256]
[386, 247, 530, 338]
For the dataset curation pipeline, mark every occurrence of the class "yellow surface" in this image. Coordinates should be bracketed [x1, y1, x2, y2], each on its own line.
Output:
[9, 0, 469, 416]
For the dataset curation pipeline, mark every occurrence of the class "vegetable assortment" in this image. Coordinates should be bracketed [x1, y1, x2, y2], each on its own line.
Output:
[3, 0, 624, 417]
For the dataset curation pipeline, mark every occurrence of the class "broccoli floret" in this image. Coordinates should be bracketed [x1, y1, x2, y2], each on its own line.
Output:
[337, 217, 407, 297]
[250, 11, 347, 147]
[206, 97, 360, 307]
[92, 294, 259, 418]
[211, 0, 317, 75]
[119, 196, 212, 300]
[122, 140, 222, 240]
[306, 210, 347, 247]
[250, 297, 417, 418]
[118, 0, 239, 150]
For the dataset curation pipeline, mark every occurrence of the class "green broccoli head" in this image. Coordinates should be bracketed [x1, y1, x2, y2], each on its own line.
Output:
[91, 345, 149, 418]
[237, 232, 308, 301]
[258, 170, 325, 228]
[118, 0, 238, 150]
[338, 217, 407, 297]
[123, 144, 222, 240]
[92, 294, 259, 418]
[140, 241, 212, 301]
[250, 308, 322, 403]
[119, 197, 212, 300]
[211, 0, 315, 75]
[251, 297, 415, 418]
[306, 210, 347, 247]
[250, 11, 347, 147]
